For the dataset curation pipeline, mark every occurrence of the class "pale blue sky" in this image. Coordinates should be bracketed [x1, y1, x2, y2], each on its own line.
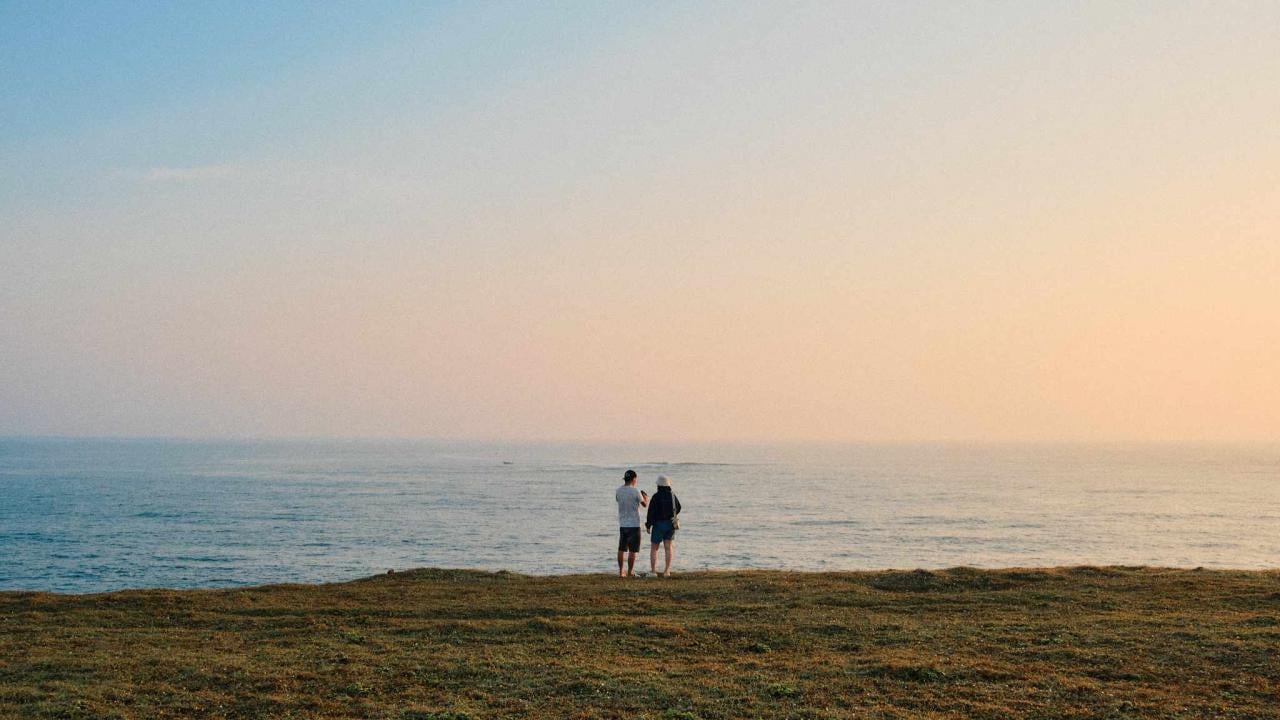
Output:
[3, 2, 1278, 441]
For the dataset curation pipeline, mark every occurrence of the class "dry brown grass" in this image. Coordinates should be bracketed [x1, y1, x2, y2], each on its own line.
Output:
[2, 567, 1278, 719]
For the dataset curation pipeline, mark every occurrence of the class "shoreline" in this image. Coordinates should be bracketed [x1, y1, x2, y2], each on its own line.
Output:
[4, 563, 1279, 598]
[3, 566, 1277, 718]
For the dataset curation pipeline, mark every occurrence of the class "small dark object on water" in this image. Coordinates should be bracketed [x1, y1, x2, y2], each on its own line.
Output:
[387, 569, 394, 574]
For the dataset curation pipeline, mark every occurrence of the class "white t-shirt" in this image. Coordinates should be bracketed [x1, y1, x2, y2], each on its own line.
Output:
[616, 485, 643, 528]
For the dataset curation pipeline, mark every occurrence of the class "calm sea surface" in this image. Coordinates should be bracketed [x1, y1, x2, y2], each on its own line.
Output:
[1, 439, 1277, 592]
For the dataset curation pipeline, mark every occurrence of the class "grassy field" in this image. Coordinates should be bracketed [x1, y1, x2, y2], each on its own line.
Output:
[1, 567, 1277, 719]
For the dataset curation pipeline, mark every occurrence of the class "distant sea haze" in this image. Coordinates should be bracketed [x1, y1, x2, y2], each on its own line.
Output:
[1, 439, 1277, 593]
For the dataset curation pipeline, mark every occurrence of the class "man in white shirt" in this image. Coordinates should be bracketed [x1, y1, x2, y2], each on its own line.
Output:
[615, 469, 648, 577]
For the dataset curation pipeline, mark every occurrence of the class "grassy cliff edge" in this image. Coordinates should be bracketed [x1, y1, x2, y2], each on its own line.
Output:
[2, 567, 1277, 719]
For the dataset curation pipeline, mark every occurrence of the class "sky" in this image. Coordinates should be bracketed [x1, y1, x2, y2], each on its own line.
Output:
[2, 1, 1278, 443]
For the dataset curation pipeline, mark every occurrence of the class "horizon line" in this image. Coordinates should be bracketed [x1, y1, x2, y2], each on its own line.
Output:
[2, 434, 1277, 448]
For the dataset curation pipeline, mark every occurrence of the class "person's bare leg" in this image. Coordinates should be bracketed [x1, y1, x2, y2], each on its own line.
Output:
[626, 552, 637, 576]
[617, 550, 625, 577]
[650, 544, 659, 574]
[662, 540, 674, 576]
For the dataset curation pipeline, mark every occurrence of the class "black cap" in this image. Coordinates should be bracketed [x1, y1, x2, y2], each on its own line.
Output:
[624, 469, 637, 481]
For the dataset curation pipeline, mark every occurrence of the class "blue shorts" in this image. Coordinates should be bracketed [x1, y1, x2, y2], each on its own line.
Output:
[650, 520, 676, 544]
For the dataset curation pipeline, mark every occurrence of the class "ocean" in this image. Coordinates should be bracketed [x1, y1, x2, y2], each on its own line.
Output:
[1, 439, 1276, 593]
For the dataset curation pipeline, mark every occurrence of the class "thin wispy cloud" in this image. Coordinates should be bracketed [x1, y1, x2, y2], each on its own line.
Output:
[145, 164, 237, 182]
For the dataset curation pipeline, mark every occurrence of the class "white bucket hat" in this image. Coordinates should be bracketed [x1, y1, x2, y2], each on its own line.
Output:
[656, 475, 671, 487]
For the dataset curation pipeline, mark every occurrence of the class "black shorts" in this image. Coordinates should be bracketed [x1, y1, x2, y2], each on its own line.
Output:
[618, 527, 641, 552]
